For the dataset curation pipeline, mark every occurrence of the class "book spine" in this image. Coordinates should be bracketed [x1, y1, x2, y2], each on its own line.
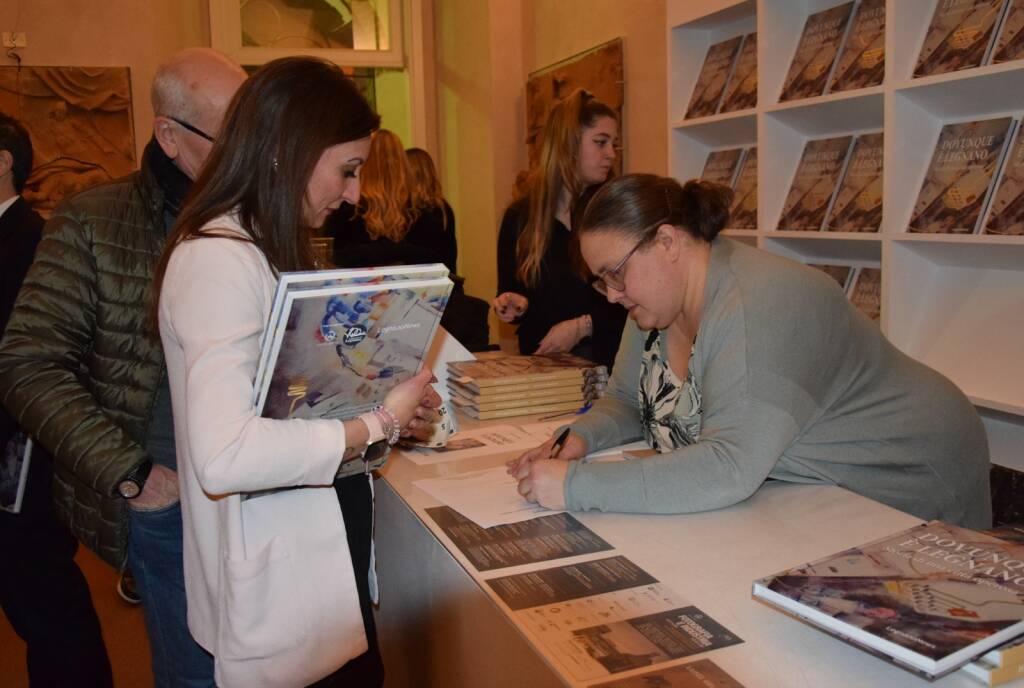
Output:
[974, 118, 1018, 234]
[823, 135, 860, 231]
[984, 0, 1015, 65]
[824, 0, 860, 95]
[715, 34, 745, 116]
[731, 148, 748, 189]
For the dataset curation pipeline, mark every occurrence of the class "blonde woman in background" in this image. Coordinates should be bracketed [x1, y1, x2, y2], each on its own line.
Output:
[324, 131, 457, 273]
[493, 88, 626, 368]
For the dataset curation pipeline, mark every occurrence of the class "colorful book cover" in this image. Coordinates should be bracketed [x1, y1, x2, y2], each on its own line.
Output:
[753, 521, 1024, 679]
[257, 276, 452, 420]
[914, 0, 1009, 77]
[808, 264, 856, 293]
[984, 124, 1024, 234]
[780, 2, 856, 102]
[992, 0, 1024, 62]
[828, 0, 886, 92]
[848, 267, 882, 322]
[778, 135, 854, 231]
[729, 147, 758, 229]
[909, 117, 1014, 234]
[685, 35, 744, 119]
[448, 353, 605, 389]
[700, 148, 746, 188]
[719, 32, 757, 113]
[827, 132, 884, 232]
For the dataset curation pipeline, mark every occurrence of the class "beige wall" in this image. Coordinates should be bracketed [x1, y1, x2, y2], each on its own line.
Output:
[522, 0, 668, 177]
[435, 0, 667, 346]
[0, 0, 208, 163]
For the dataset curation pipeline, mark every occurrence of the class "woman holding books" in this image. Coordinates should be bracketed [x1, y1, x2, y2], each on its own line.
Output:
[151, 58, 441, 688]
[510, 173, 991, 530]
[324, 129, 457, 273]
[493, 88, 627, 368]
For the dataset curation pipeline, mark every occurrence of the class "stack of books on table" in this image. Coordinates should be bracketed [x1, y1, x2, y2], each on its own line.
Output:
[447, 353, 607, 420]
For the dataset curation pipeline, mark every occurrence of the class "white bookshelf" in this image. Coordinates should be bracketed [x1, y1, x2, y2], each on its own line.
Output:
[668, 0, 1024, 472]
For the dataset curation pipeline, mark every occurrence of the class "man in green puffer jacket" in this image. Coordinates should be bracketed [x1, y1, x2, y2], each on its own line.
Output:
[0, 48, 246, 688]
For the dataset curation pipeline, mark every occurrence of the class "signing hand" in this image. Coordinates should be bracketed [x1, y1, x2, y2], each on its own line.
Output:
[492, 292, 529, 323]
[534, 317, 584, 354]
[506, 431, 587, 476]
[515, 459, 569, 510]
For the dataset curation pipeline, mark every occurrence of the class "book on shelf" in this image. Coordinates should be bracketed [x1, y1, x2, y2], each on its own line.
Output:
[807, 264, 857, 293]
[991, 0, 1024, 63]
[983, 122, 1024, 234]
[778, 135, 855, 231]
[0, 433, 33, 514]
[447, 353, 606, 390]
[828, 0, 886, 93]
[752, 521, 1024, 680]
[914, 0, 1010, 77]
[719, 32, 757, 113]
[700, 148, 746, 189]
[728, 147, 758, 229]
[685, 35, 744, 120]
[254, 264, 452, 476]
[847, 267, 881, 321]
[826, 131, 884, 232]
[779, 2, 856, 102]
[909, 117, 1015, 234]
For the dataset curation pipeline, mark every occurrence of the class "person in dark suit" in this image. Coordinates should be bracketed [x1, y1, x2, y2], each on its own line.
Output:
[0, 113, 113, 686]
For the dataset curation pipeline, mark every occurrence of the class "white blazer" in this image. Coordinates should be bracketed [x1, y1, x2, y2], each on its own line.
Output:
[159, 214, 367, 687]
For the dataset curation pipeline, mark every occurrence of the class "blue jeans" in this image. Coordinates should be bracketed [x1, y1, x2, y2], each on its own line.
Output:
[128, 501, 214, 688]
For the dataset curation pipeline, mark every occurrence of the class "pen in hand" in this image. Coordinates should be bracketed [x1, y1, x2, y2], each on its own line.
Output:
[549, 427, 571, 460]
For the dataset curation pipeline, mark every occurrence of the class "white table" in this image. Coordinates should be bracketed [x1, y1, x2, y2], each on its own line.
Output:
[374, 427, 981, 688]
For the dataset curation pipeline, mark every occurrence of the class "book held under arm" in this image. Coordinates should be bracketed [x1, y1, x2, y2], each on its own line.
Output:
[753, 521, 1024, 680]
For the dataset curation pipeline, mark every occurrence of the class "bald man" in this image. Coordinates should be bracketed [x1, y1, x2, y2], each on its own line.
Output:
[0, 47, 246, 688]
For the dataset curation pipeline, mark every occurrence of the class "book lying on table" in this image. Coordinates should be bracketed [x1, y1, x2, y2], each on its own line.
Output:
[753, 521, 1024, 680]
[447, 353, 607, 389]
[254, 264, 452, 477]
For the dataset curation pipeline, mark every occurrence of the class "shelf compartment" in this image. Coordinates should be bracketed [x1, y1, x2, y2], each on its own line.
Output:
[890, 235, 1024, 270]
[979, 409, 1024, 471]
[894, 62, 1024, 120]
[671, 123, 756, 182]
[761, 234, 883, 264]
[671, 110, 757, 146]
[886, 240, 1024, 415]
[764, 87, 885, 135]
[669, 1, 756, 123]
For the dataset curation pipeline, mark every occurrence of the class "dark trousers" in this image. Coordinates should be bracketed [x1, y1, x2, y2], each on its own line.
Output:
[308, 473, 385, 688]
[0, 452, 113, 688]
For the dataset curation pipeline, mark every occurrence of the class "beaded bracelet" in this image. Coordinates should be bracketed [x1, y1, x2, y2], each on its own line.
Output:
[372, 404, 401, 445]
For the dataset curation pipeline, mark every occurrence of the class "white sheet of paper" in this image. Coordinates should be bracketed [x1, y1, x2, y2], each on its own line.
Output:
[400, 425, 540, 466]
[413, 465, 562, 528]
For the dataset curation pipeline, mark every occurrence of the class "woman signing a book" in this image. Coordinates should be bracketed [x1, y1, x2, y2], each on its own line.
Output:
[509, 174, 991, 529]
[493, 88, 627, 368]
[151, 58, 441, 688]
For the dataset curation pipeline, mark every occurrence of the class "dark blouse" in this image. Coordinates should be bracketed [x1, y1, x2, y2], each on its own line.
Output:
[496, 197, 626, 369]
[325, 201, 457, 274]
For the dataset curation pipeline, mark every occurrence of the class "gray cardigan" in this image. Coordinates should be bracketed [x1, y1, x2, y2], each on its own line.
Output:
[565, 239, 991, 528]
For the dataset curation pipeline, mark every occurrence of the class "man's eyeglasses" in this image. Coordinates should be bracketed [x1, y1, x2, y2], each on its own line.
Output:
[168, 116, 215, 143]
[591, 220, 666, 296]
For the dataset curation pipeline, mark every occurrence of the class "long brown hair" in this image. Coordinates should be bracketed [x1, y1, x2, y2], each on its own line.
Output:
[517, 88, 617, 287]
[150, 57, 379, 326]
[358, 129, 415, 242]
[405, 147, 447, 230]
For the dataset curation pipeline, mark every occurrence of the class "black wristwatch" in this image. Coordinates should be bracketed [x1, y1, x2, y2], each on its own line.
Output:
[118, 461, 153, 499]
[363, 440, 390, 464]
